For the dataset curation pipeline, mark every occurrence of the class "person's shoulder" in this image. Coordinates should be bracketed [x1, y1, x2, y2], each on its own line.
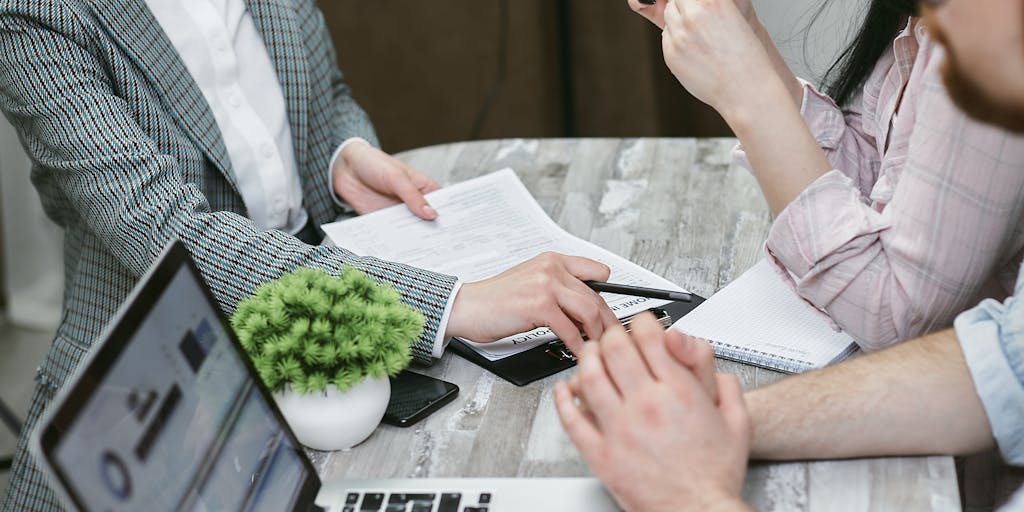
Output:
[0, 0, 107, 46]
[0, 0, 78, 15]
[0, 0, 87, 27]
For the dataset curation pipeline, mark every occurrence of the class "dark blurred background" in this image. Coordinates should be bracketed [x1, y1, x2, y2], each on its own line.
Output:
[318, 0, 732, 153]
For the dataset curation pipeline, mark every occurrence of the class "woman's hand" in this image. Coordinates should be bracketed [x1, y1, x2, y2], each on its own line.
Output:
[628, 0, 802, 108]
[331, 140, 440, 220]
[446, 252, 619, 354]
[659, 0, 777, 117]
[628, 0, 759, 30]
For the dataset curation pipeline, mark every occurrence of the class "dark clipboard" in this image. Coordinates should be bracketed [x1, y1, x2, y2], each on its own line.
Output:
[448, 296, 706, 386]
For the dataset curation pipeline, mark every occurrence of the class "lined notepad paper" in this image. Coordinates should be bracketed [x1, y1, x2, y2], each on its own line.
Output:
[671, 259, 859, 374]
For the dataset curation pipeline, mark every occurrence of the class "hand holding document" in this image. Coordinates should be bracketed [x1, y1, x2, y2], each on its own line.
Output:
[444, 252, 620, 353]
[322, 169, 691, 361]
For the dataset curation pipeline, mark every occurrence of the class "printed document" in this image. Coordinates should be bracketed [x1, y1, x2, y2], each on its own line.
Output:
[322, 169, 688, 361]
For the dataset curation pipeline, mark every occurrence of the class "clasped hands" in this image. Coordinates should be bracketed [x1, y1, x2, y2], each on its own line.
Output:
[555, 313, 753, 512]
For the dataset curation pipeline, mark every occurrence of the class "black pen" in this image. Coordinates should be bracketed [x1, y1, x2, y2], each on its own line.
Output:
[584, 281, 693, 302]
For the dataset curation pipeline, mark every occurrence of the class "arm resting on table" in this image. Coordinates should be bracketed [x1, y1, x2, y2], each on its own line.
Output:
[747, 328, 995, 460]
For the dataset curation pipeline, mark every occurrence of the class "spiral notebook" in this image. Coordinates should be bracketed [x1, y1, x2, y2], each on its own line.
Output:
[671, 259, 860, 374]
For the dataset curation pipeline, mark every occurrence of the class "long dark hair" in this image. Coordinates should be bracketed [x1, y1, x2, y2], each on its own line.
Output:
[819, 0, 918, 107]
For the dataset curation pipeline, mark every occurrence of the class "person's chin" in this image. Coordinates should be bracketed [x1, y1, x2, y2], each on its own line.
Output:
[942, 60, 1024, 134]
[928, 17, 1024, 133]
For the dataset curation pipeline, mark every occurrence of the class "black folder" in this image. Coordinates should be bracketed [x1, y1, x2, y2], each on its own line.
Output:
[448, 296, 706, 386]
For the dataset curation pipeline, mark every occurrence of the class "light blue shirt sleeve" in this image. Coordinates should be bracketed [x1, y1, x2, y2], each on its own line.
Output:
[955, 266, 1024, 466]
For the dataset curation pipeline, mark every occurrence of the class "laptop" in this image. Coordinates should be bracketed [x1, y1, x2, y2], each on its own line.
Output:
[32, 241, 620, 511]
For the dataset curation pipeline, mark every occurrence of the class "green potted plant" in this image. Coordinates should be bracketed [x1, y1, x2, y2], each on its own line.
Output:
[231, 266, 423, 450]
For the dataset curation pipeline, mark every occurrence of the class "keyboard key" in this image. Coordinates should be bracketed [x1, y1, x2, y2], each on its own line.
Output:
[411, 504, 433, 512]
[438, 492, 461, 512]
[388, 493, 437, 504]
[342, 507, 355, 512]
[346, 493, 360, 505]
[360, 493, 385, 511]
[478, 493, 491, 504]
[384, 505, 405, 512]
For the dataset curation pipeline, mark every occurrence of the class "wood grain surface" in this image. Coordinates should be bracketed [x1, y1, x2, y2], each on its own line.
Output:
[312, 138, 960, 511]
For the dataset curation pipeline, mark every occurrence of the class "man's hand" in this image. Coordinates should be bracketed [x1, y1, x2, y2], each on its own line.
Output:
[445, 252, 619, 353]
[332, 140, 440, 220]
[568, 321, 720, 402]
[555, 314, 753, 512]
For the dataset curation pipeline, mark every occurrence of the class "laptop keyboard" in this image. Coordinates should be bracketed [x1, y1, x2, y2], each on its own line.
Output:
[340, 490, 493, 512]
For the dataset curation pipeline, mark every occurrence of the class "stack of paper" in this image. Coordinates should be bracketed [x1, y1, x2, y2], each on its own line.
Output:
[322, 169, 689, 361]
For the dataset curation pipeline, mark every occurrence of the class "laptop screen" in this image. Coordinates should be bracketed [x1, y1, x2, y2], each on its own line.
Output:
[37, 243, 320, 511]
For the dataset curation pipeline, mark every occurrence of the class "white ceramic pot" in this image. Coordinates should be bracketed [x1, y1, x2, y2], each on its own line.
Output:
[273, 375, 390, 451]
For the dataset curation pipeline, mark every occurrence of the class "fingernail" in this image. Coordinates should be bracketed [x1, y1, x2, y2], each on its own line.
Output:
[422, 204, 437, 218]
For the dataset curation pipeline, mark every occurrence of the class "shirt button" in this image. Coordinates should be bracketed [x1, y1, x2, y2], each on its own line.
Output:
[225, 91, 241, 108]
[260, 144, 275, 159]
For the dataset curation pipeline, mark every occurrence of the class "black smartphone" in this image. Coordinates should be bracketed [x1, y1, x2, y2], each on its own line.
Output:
[382, 370, 459, 427]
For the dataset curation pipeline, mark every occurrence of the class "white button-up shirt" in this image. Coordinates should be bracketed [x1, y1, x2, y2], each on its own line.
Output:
[145, 0, 308, 234]
[145, 0, 457, 356]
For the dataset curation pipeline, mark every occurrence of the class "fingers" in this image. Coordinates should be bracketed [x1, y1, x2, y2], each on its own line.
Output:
[628, 313, 719, 403]
[627, 0, 668, 29]
[599, 323, 651, 397]
[554, 286, 611, 346]
[553, 253, 612, 282]
[544, 306, 588, 355]
[628, 313, 676, 381]
[576, 343, 622, 424]
[665, 330, 719, 403]
[715, 374, 752, 440]
[407, 165, 441, 194]
[390, 171, 438, 220]
[561, 272, 614, 331]
[554, 381, 604, 455]
[568, 371, 582, 396]
[534, 253, 616, 350]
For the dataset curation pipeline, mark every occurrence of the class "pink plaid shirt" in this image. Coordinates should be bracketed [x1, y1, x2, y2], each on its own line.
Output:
[737, 19, 1024, 350]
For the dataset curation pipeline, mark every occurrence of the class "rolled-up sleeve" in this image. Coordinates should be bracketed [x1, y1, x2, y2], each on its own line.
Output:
[956, 270, 1024, 466]
[733, 79, 880, 197]
[758, 48, 1024, 351]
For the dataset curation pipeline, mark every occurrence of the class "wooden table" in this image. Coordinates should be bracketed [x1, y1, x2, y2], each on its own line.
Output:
[311, 138, 961, 511]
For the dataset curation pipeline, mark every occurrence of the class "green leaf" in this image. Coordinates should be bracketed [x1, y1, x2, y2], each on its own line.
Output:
[365, 359, 388, 379]
[304, 372, 329, 394]
[332, 366, 363, 392]
[300, 339, 324, 366]
[276, 357, 303, 383]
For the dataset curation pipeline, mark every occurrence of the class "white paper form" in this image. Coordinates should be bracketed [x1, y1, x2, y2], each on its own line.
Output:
[321, 168, 689, 361]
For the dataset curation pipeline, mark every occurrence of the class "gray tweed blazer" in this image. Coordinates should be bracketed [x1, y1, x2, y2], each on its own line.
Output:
[0, 1, 456, 509]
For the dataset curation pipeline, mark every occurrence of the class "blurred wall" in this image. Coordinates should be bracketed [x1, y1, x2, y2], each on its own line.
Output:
[318, 0, 868, 153]
[755, 0, 870, 83]
[0, 120, 63, 330]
